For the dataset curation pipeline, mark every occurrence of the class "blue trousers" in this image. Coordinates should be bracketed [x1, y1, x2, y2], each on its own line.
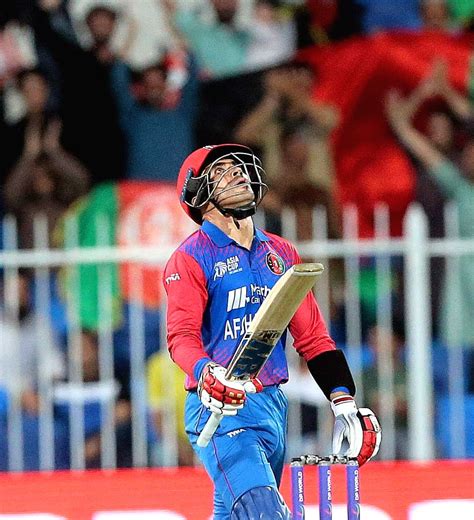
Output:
[185, 386, 288, 519]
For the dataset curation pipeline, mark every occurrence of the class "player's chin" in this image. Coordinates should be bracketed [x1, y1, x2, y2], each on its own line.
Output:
[218, 190, 254, 209]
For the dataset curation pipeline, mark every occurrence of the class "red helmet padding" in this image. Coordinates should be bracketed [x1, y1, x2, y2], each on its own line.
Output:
[176, 144, 254, 224]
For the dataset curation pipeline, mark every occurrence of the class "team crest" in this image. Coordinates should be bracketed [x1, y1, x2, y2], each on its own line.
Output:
[265, 252, 285, 275]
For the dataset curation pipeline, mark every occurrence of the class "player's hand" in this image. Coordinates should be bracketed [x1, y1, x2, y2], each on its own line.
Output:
[331, 395, 381, 466]
[198, 362, 263, 416]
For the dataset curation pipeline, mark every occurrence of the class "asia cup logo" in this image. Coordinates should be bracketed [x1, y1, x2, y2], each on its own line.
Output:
[265, 251, 285, 275]
[214, 261, 228, 280]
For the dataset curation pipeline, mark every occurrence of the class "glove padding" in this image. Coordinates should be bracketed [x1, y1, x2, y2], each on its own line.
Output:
[331, 395, 381, 466]
[198, 362, 263, 416]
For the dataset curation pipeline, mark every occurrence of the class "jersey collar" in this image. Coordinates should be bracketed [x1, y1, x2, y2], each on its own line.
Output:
[202, 220, 269, 247]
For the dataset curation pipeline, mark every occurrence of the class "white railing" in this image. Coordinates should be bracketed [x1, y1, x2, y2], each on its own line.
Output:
[0, 204, 473, 471]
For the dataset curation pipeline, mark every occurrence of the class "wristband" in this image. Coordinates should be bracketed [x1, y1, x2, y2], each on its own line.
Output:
[193, 357, 213, 381]
[331, 386, 351, 395]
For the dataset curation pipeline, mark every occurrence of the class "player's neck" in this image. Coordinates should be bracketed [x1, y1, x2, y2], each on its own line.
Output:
[204, 212, 254, 250]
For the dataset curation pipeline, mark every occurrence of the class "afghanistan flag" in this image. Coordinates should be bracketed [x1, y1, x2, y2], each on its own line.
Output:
[59, 182, 196, 330]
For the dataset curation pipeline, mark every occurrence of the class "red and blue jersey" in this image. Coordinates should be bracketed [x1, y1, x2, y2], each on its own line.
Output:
[163, 221, 335, 390]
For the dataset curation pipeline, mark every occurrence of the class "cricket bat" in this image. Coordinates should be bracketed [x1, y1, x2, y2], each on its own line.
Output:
[196, 262, 324, 448]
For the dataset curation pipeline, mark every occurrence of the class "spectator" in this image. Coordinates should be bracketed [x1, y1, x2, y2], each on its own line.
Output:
[0, 67, 56, 188]
[0, 268, 68, 470]
[395, 61, 456, 336]
[54, 329, 132, 468]
[110, 53, 198, 180]
[284, 355, 327, 457]
[420, 0, 460, 33]
[386, 87, 474, 389]
[0, 269, 65, 415]
[168, 0, 250, 80]
[79, 329, 132, 469]
[84, 4, 121, 63]
[394, 59, 474, 341]
[362, 324, 407, 458]
[235, 61, 340, 239]
[147, 351, 194, 466]
[4, 116, 89, 249]
[162, 1, 268, 148]
[32, 0, 128, 183]
[244, 0, 296, 73]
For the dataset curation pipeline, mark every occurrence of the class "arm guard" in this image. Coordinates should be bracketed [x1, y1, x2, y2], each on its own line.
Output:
[307, 349, 356, 400]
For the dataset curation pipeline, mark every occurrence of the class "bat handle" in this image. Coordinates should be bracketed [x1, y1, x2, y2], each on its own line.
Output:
[196, 412, 223, 447]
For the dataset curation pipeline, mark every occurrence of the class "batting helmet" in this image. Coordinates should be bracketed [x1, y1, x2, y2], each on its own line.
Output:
[176, 144, 267, 224]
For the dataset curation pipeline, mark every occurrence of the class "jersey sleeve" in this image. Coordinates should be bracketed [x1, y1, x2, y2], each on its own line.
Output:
[287, 244, 336, 360]
[163, 250, 210, 379]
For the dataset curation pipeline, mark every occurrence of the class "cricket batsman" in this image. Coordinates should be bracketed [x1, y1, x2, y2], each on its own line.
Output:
[163, 144, 381, 519]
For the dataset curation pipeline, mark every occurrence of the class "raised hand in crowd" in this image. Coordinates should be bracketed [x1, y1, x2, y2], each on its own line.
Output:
[431, 58, 473, 120]
[157, 0, 188, 51]
[385, 89, 411, 128]
[42, 117, 62, 153]
[236, 64, 338, 146]
[22, 116, 62, 158]
[266, 66, 339, 129]
[402, 58, 474, 123]
[385, 88, 445, 171]
[33, 0, 127, 183]
[23, 117, 44, 158]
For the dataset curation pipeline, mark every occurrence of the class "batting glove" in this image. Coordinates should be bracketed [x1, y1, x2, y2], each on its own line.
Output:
[198, 362, 263, 416]
[331, 395, 382, 466]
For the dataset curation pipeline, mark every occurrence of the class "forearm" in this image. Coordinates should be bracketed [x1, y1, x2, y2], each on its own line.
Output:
[168, 333, 210, 381]
[403, 85, 430, 120]
[32, 3, 79, 62]
[4, 155, 35, 209]
[47, 149, 90, 197]
[296, 97, 338, 133]
[391, 120, 444, 170]
[443, 86, 473, 121]
[118, 14, 138, 61]
[234, 95, 279, 145]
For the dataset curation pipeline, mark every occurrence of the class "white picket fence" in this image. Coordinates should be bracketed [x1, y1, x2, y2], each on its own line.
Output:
[0, 204, 473, 471]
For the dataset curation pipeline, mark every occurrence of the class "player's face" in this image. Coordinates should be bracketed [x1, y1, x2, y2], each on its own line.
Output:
[209, 159, 254, 209]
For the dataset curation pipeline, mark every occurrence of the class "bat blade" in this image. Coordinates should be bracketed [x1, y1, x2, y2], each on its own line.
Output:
[196, 263, 324, 447]
[226, 262, 324, 381]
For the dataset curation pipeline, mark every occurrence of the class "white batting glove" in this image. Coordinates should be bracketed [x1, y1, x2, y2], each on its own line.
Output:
[198, 362, 263, 416]
[331, 395, 382, 466]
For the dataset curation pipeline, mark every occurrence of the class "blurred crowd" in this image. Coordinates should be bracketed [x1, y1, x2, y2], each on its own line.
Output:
[1, 0, 474, 469]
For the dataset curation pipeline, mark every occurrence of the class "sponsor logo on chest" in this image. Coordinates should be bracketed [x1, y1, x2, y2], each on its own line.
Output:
[226, 284, 271, 311]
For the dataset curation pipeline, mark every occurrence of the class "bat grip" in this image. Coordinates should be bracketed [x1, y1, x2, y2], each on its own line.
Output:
[196, 412, 223, 447]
